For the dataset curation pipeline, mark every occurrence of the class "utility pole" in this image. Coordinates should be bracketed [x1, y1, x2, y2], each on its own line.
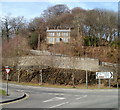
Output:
[38, 34, 40, 50]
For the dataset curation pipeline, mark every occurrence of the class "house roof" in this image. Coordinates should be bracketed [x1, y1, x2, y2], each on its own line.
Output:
[47, 29, 71, 32]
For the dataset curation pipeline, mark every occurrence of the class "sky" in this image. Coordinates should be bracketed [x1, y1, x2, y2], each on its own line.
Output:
[1, 0, 118, 21]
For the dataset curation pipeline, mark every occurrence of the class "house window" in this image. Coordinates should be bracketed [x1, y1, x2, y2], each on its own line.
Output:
[62, 38, 68, 42]
[56, 38, 60, 42]
[62, 38, 65, 42]
[57, 32, 61, 36]
[48, 38, 54, 43]
[62, 33, 68, 37]
[65, 38, 68, 42]
[49, 33, 54, 36]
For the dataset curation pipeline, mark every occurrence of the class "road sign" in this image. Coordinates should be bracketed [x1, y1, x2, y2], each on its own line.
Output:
[5, 68, 10, 74]
[5, 66, 11, 74]
[96, 72, 113, 79]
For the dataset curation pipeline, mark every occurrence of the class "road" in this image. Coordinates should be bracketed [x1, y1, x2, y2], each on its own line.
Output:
[1, 83, 119, 109]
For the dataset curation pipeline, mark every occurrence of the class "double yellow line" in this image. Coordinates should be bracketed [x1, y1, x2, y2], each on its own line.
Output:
[0, 93, 29, 106]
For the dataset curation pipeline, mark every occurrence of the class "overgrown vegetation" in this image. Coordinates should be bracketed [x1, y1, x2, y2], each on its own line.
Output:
[1, 4, 119, 63]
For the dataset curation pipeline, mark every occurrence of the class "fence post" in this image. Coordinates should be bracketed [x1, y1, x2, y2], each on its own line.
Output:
[86, 70, 88, 89]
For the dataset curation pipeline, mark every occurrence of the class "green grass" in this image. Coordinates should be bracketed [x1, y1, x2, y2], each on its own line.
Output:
[0, 89, 6, 96]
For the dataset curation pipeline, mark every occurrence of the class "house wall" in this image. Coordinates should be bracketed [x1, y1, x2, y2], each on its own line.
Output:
[46, 30, 71, 44]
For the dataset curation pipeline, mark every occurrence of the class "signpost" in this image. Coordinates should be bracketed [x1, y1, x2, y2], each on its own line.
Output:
[96, 72, 113, 88]
[5, 66, 11, 96]
[86, 70, 88, 89]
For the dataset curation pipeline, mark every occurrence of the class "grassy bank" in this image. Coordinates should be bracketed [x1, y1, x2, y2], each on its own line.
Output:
[1, 80, 119, 89]
[0, 89, 6, 96]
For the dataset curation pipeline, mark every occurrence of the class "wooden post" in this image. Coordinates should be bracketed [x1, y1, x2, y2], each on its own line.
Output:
[72, 72, 75, 88]
[6, 74, 9, 96]
[18, 70, 20, 83]
[86, 70, 88, 89]
[109, 79, 111, 88]
[117, 81, 119, 89]
[38, 34, 40, 50]
[98, 78, 101, 88]
[39, 69, 42, 85]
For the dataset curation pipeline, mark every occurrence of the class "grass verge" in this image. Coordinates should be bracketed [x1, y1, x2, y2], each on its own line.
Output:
[1, 80, 119, 89]
[0, 89, 6, 96]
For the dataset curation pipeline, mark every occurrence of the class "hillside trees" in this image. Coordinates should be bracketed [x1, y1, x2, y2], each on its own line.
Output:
[1, 16, 26, 40]
[1, 5, 118, 49]
[85, 9, 118, 46]
[1, 4, 118, 61]
[2, 35, 30, 67]
[28, 17, 46, 49]
[72, 8, 87, 46]
[9, 16, 26, 35]
[1, 16, 30, 66]
[44, 4, 72, 29]
[28, 4, 72, 49]
[1, 16, 12, 41]
[43, 4, 70, 20]
[26, 5, 118, 62]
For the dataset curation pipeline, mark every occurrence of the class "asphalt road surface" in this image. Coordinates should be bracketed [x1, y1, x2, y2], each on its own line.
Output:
[1, 83, 119, 109]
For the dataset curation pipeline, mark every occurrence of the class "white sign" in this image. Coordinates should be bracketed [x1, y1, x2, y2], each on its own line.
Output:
[5, 68, 10, 74]
[96, 72, 113, 79]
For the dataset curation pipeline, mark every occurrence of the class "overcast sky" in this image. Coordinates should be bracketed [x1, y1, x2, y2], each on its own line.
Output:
[1, 1, 118, 21]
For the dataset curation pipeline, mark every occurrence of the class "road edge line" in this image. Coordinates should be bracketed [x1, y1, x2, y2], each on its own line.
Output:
[0, 93, 29, 106]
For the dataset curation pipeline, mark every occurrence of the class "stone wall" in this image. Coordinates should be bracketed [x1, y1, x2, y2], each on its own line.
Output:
[18, 55, 99, 71]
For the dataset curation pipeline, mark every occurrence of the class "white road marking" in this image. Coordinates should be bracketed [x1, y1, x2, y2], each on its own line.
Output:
[48, 93, 54, 95]
[16, 90, 24, 92]
[49, 102, 69, 108]
[43, 97, 66, 103]
[48, 93, 64, 95]
[74, 95, 80, 96]
[76, 95, 87, 100]
[60, 94, 64, 95]
[54, 93, 64, 95]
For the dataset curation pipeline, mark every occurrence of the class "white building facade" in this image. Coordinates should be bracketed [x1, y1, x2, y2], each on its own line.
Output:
[46, 28, 71, 44]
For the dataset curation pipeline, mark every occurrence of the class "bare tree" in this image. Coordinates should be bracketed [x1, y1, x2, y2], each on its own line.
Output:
[43, 4, 70, 20]
[73, 12, 86, 47]
[9, 16, 25, 35]
[1, 16, 12, 41]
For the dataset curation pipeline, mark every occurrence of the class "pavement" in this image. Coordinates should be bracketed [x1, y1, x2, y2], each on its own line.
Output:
[1, 87, 26, 104]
